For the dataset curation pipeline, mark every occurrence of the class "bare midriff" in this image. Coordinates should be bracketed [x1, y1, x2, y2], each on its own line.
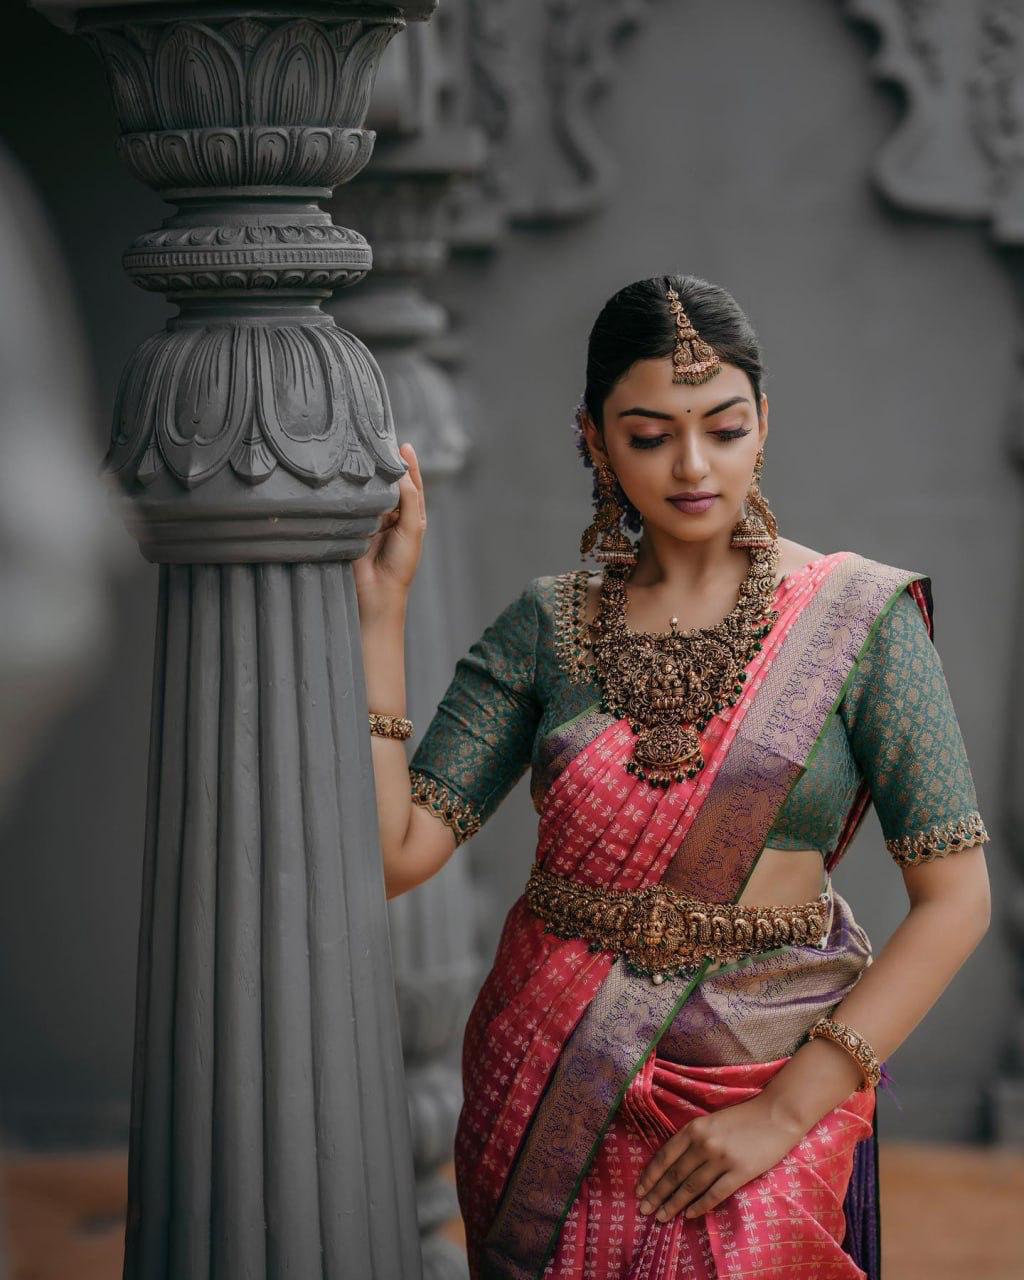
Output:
[698, 846, 828, 976]
[735, 845, 828, 908]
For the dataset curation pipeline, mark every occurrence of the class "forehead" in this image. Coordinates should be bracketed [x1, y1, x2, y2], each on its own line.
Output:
[606, 356, 752, 410]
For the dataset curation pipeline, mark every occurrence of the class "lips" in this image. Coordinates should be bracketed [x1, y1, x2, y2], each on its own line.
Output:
[668, 493, 717, 514]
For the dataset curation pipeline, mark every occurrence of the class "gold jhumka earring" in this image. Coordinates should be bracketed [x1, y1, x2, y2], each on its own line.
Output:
[730, 446, 778, 548]
[580, 457, 638, 568]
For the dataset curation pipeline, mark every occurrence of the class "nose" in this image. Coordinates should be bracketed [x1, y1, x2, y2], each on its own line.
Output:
[671, 429, 710, 484]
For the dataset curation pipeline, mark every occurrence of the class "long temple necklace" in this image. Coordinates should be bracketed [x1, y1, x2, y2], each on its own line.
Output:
[587, 540, 781, 788]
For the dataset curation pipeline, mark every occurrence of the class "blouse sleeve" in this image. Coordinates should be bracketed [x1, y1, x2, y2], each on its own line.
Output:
[840, 586, 990, 867]
[407, 580, 543, 845]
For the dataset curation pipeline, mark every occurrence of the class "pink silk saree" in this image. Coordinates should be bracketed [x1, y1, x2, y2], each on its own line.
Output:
[456, 552, 931, 1280]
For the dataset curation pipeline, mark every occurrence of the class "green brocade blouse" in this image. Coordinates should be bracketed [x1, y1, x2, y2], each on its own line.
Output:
[408, 569, 989, 867]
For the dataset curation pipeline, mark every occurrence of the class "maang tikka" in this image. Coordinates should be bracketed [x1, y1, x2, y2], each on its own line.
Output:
[667, 284, 722, 385]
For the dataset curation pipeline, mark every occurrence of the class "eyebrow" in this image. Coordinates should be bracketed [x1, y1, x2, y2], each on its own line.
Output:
[617, 395, 751, 421]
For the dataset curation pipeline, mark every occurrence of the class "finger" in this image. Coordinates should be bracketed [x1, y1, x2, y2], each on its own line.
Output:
[636, 1133, 690, 1201]
[641, 1151, 710, 1216]
[363, 517, 395, 563]
[677, 1169, 742, 1221]
[653, 1159, 727, 1222]
[399, 442, 427, 523]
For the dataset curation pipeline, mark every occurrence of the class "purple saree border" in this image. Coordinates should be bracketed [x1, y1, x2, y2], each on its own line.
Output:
[480, 553, 924, 1280]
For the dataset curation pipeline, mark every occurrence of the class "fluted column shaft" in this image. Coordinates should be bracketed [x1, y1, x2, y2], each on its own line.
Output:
[134, 563, 417, 1278]
[35, 1, 438, 1273]
[329, 35, 484, 1272]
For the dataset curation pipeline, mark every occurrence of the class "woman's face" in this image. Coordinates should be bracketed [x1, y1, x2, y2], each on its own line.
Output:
[582, 356, 767, 545]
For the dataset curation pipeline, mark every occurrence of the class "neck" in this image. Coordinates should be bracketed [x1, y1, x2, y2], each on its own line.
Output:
[628, 521, 750, 591]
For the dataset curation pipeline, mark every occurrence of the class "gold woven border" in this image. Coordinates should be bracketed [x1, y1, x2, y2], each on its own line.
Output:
[885, 811, 989, 866]
[409, 770, 482, 845]
[552, 569, 593, 685]
[525, 862, 830, 983]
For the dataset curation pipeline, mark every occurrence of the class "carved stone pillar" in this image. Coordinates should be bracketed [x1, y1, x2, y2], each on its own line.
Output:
[34, 2, 437, 1274]
[329, 25, 484, 1277]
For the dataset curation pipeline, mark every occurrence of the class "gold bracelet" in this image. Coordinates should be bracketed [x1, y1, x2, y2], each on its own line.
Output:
[806, 1015, 882, 1092]
[368, 711, 413, 741]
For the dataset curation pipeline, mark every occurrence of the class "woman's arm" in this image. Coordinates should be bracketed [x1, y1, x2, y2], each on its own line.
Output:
[353, 443, 459, 899]
[759, 842, 991, 1127]
[634, 844, 991, 1224]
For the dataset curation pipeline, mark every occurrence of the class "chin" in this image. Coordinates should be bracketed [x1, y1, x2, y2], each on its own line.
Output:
[648, 516, 724, 542]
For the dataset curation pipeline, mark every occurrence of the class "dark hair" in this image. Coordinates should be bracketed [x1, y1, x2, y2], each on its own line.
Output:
[576, 273, 765, 532]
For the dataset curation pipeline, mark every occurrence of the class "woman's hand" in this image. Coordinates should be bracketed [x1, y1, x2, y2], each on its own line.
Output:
[353, 442, 426, 624]
[634, 1095, 806, 1223]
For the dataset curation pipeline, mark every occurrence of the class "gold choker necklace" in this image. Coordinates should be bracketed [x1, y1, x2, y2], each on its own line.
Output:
[588, 540, 781, 787]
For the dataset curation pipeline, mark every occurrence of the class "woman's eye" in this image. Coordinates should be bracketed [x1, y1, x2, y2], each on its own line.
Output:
[628, 434, 668, 450]
[712, 427, 751, 441]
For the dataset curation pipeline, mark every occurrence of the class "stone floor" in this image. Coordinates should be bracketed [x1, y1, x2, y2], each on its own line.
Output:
[1, 1143, 1022, 1279]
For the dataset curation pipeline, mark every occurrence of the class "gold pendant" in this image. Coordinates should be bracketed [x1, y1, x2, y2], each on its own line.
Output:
[628, 724, 705, 787]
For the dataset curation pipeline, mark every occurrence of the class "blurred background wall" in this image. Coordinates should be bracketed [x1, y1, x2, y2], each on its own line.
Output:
[0, 0, 1015, 1154]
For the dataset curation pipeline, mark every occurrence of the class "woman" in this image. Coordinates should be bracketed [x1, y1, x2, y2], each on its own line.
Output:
[354, 274, 991, 1280]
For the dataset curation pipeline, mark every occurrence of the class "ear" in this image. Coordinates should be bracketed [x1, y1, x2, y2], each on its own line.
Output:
[757, 393, 768, 449]
[579, 406, 608, 465]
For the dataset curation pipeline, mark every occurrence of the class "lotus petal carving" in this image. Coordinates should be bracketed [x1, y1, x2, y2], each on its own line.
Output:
[107, 321, 403, 489]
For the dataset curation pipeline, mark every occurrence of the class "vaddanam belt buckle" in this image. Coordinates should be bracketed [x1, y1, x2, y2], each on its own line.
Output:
[524, 863, 831, 985]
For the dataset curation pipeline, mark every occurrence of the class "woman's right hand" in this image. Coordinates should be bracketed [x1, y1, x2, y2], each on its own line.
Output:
[353, 442, 426, 624]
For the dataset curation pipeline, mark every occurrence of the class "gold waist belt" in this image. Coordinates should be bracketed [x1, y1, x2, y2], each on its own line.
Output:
[525, 862, 832, 985]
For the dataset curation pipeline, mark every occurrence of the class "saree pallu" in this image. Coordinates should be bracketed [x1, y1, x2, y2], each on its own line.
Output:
[457, 552, 928, 1280]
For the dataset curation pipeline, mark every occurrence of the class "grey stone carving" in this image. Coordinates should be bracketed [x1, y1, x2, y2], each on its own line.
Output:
[330, 23, 484, 1278]
[847, 0, 1024, 1144]
[33, 1, 440, 1274]
[446, 0, 655, 250]
[77, 11, 409, 564]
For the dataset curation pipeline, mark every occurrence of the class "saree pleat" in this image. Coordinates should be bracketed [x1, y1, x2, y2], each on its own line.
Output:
[543, 1054, 874, 1280]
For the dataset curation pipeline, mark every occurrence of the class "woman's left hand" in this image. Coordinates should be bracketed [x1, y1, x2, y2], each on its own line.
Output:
[635, 1095, 806, 1223]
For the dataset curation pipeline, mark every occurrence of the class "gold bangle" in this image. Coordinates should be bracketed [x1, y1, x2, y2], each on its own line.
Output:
[368, 711, 413, 741]
[806, 1015, 881, 1091]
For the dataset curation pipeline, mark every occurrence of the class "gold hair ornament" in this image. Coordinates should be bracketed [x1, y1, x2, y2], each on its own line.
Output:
[666, 284, 722, 384]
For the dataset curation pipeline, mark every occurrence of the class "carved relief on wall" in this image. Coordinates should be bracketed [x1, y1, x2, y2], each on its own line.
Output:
[443, 0, 655, 248]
